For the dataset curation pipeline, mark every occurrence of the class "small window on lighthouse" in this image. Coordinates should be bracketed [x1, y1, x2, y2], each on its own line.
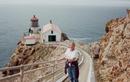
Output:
[51, 30, 53, 34]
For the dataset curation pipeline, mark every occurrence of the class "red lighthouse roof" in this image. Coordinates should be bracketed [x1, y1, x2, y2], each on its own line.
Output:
[31, 15, 38, 21]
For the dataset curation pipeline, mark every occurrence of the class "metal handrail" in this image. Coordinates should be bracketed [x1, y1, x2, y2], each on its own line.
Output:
[0, 43, 67, 82]
[0, 60, 65, 82]
[0, 59, 64, 71]
[33, 67, 64, 82]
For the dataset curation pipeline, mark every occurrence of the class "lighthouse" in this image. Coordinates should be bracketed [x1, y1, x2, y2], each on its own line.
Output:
[29, 15, 40, 33]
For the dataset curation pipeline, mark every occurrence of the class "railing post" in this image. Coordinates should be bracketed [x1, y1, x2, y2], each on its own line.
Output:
[20, 65, 24, 82]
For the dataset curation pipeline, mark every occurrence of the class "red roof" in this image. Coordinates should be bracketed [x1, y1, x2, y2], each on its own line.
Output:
[31, 15, 38, 21]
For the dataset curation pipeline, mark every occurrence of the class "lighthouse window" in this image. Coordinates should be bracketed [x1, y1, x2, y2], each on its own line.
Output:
[51, 30, 53, 34]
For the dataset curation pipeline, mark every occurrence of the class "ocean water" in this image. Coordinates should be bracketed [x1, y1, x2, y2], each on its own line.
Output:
[0, 5, 129, 67]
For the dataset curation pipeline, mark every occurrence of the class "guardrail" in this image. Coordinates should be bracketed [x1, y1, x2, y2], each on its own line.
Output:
[0, 60, 66, 82]
[0, 43, 66, 82]
[0, 43, 68, 82]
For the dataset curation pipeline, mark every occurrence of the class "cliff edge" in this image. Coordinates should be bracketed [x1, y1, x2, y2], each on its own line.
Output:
[95, 10, 130, 82]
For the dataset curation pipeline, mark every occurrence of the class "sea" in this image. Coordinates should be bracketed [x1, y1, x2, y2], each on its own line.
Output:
[0, 5, 129, 67]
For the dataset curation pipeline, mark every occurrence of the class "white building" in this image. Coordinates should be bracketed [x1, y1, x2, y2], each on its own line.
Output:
[41, 20, 62, 43]
[24, 34, 36, 45]
[24, 33, 40, 45]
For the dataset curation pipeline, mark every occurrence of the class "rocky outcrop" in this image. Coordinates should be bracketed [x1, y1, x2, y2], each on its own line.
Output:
[61, 33, 69, 41]
[95, 10, 130, 82]
[2, 41, 67, 76]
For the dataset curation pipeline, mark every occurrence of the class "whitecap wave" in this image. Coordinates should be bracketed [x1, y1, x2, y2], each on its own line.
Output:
[70, 37, 92, 41]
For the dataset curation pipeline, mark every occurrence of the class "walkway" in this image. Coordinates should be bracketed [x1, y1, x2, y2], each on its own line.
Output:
[0, 43, 96, 82]
[57, 43, 96, 82]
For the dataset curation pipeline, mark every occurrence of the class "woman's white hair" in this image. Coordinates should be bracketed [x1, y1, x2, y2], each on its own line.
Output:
[69, 41, 75, 47]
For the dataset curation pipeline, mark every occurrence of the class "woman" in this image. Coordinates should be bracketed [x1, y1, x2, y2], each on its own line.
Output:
[64, 42, 80, 82]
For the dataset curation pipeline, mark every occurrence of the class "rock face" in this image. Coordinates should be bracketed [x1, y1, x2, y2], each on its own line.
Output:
[2, 41, 67, 76]
[95, 11, 130, 82]
[61, 33, 69, 41]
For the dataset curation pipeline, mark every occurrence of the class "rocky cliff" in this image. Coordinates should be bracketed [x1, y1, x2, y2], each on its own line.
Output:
[95, 11, 130, 82]
[2, 42, 65, 76]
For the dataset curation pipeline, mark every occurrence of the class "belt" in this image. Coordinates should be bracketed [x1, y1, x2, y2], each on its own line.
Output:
[67, 61, 78, 67]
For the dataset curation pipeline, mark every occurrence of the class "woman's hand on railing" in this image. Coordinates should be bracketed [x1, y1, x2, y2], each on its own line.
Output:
[57, 57, 66, 61]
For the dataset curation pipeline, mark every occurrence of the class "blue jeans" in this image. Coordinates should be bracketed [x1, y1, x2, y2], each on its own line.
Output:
[68, 65, 79, 82]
